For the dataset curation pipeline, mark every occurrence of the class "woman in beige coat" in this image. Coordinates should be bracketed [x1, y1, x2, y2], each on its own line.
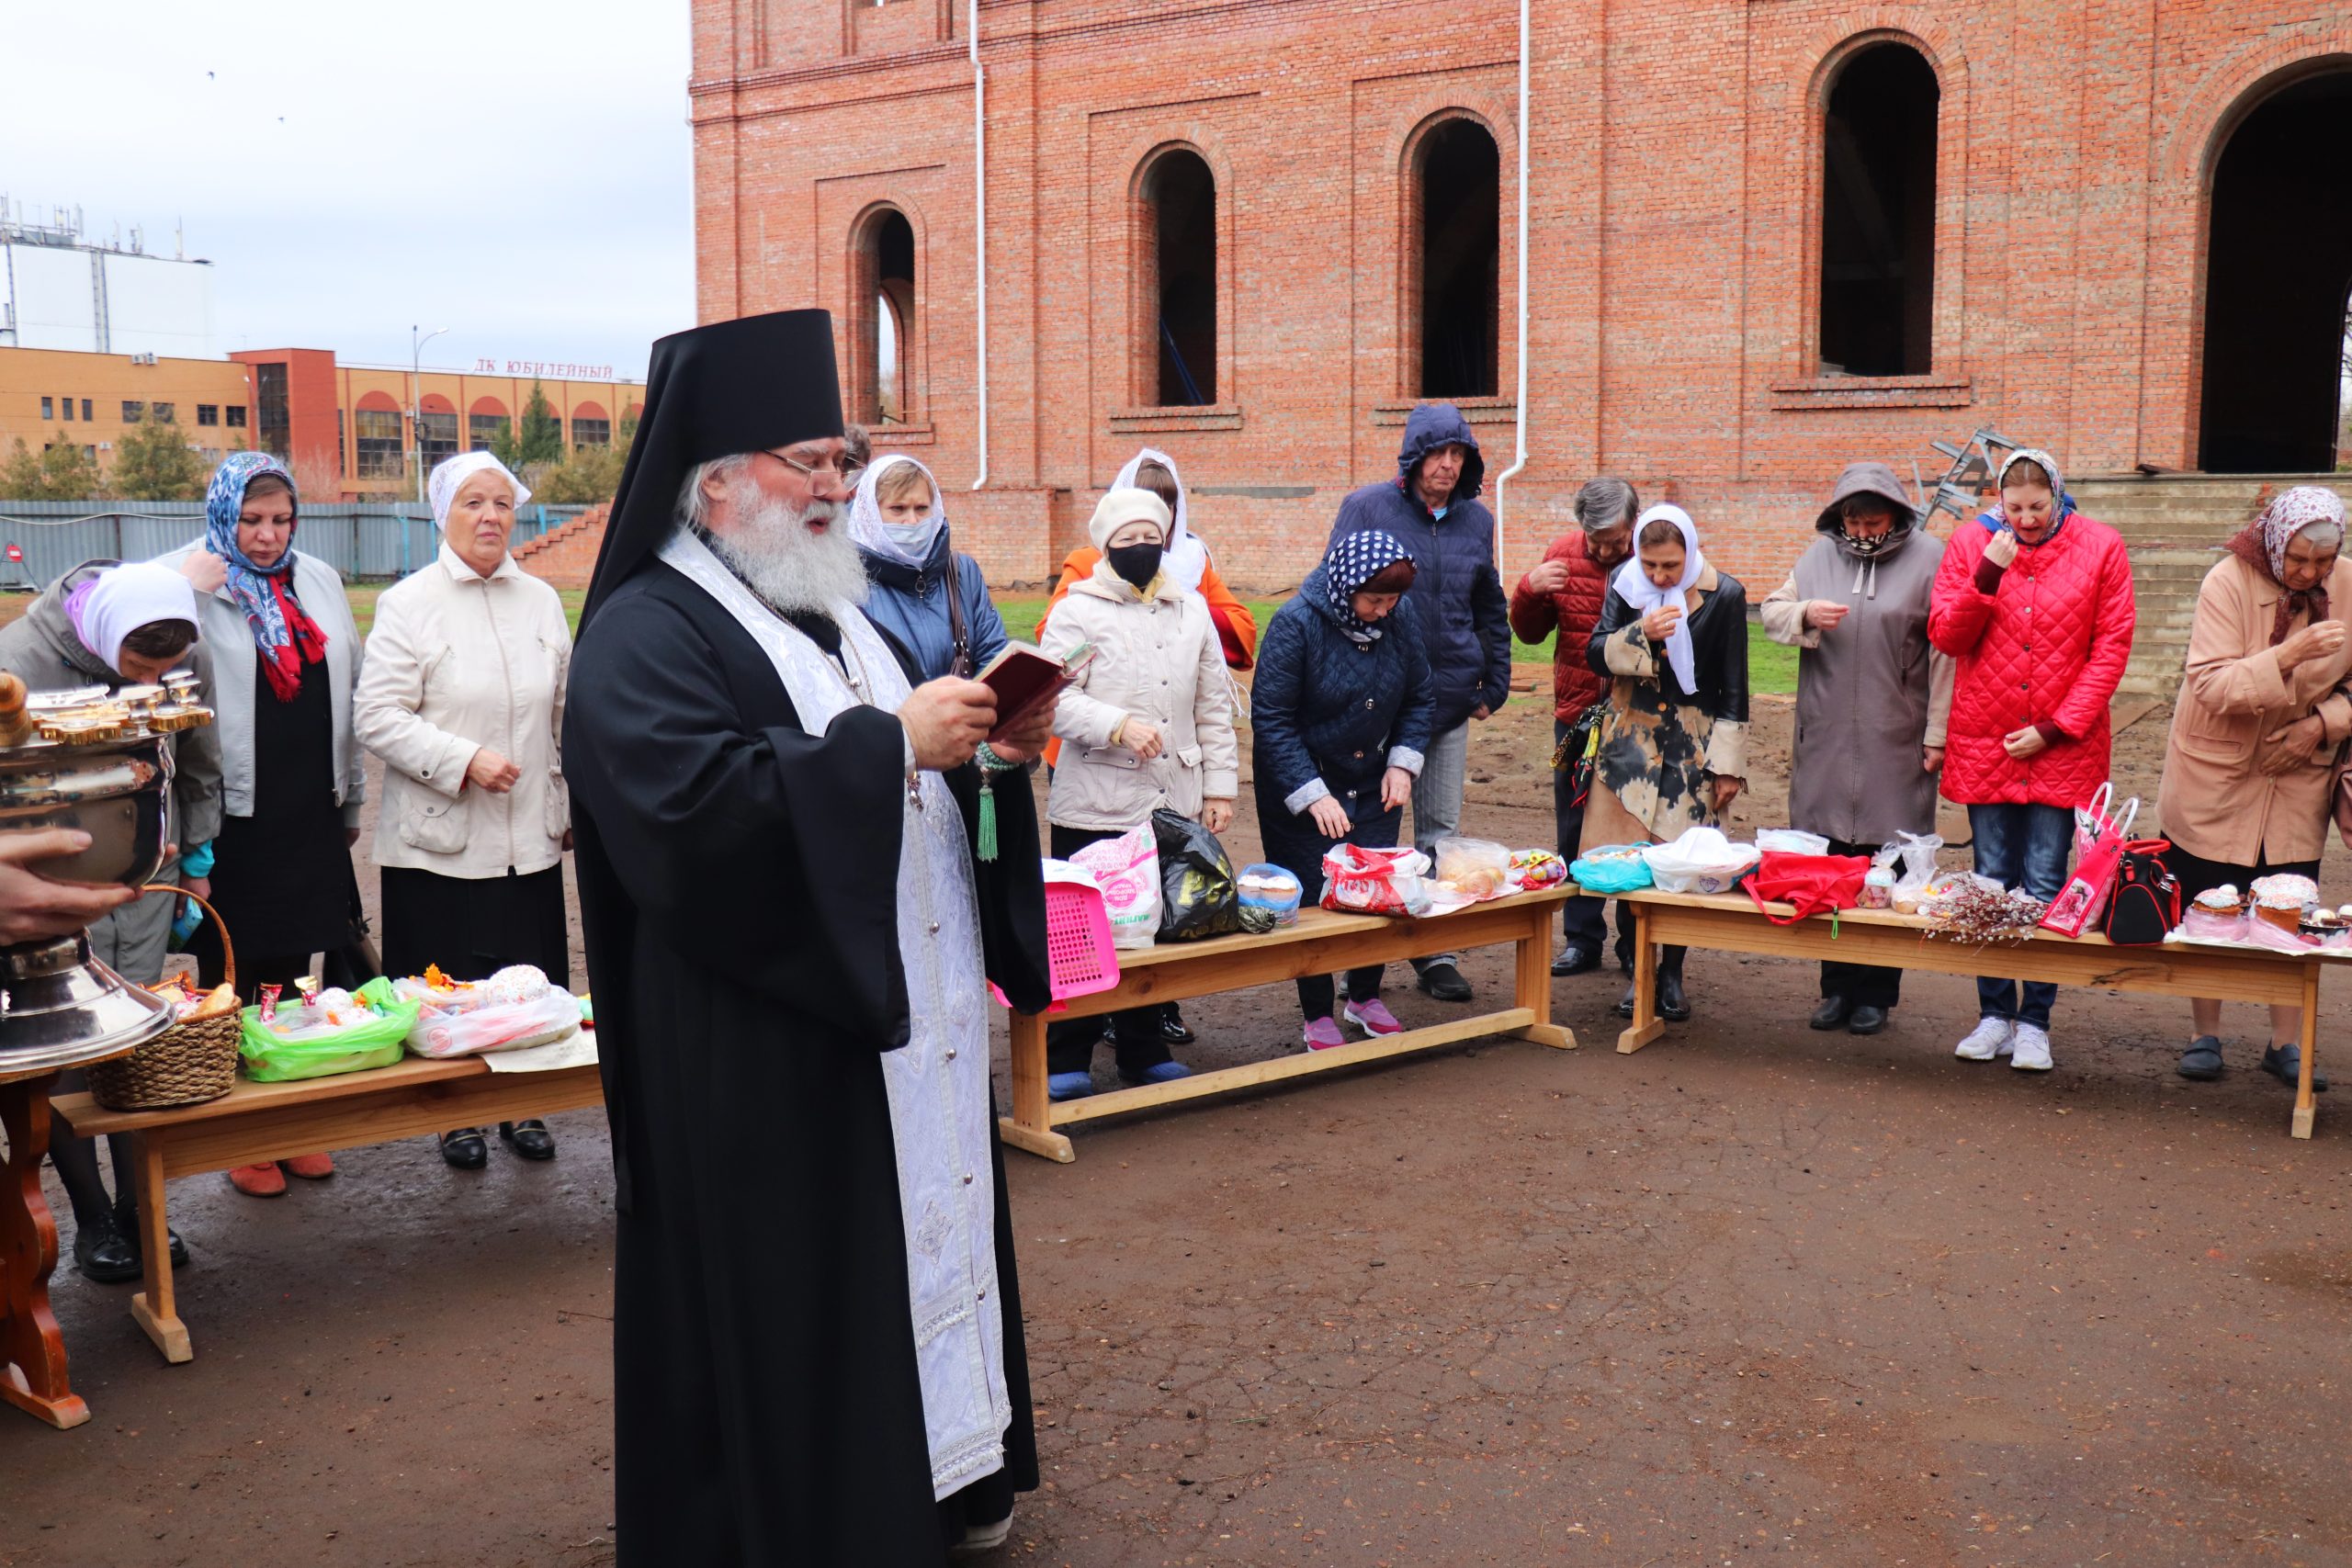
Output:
[356, 452, 571, 1167]
[2158, 486, 2350, 1089]
[1035, 486, 1238, 1098]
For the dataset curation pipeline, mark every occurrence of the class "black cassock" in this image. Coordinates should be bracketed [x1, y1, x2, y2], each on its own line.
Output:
[566, 559, 1051, 1566]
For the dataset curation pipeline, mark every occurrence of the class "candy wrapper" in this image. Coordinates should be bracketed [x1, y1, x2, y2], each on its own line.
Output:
[1510, 849, 1568, 890]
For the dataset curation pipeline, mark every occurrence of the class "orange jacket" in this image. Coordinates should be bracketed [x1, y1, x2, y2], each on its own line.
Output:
[1035, 547, 1257, 766]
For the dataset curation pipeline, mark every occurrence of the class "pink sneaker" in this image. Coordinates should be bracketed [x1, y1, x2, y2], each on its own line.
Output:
[1302, 1017, 1347, 1051]
[1343, 998, 1404, 1036]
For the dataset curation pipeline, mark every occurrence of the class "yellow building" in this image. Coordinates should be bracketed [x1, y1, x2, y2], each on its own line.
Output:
[0, 344, 643, 500]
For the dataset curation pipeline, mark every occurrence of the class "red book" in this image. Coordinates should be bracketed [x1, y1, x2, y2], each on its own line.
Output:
[978, 640, 1095, 741]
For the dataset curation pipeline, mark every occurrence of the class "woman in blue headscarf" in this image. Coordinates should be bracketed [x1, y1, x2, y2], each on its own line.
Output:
[164, 451, 368, 1198]
[1250, 529, 1434, 1049]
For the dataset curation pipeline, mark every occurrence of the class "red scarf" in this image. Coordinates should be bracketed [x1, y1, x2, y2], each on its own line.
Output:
[259, 574, 329, 702]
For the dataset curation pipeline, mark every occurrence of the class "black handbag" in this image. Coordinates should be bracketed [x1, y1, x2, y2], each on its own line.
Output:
[2105, 840, 2181, 945]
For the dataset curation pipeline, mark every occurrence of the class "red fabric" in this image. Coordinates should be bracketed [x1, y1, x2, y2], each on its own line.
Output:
[1743, 852, 1871, 924]
[1928, 514, 2136, 808]
[259, 574, 329, 704]
[1509, 530, 1612, 720]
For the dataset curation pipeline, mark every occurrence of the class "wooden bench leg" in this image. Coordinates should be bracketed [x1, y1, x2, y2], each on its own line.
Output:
[998, 1009, 1074, 1163]
[2293, 961, 2320, 1141]
[128, 1134, 191, 1364]
[1512, 900, 1577, 1050]
[0, 1074, 91, 1428]
[1617, 902, 1666, 1054]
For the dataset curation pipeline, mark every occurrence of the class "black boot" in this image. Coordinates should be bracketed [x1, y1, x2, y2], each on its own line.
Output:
[114, 1201, 188, 1266]
[73, 1213, 141, 1283]
[1657, 947, 1690, 1021]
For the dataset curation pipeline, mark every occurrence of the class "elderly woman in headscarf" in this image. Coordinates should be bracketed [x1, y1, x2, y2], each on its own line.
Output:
[1252, 530, 1434, 1049]
[2159, 485, 2351, 1089]
[0, 560, 218, 1279]
[163, 452, 366, 1197]
[1584, 504, 1749, 1023]
[1035, 486, 1239, 1100]
[356, 451, 572, 1169]
[1928, 448, 2134, 1074]
[846, 453, 1008, 682]
[1760, 462, 1952, 1038]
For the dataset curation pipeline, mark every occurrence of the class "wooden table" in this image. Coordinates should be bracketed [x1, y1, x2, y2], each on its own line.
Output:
[52, 1055, 604, 1366]
[1617, 888, 2329, 1137]
[1000, 886, 1578, 1162]
[1, 1049, 128, 1429]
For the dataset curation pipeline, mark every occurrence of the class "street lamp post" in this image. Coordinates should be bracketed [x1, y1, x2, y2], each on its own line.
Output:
[410, 323, 449, 504]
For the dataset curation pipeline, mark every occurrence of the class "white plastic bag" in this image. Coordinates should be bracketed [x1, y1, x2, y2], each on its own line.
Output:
[398, 964, 584, 1058]
[1642, 826, 1761, 895]
[1755, 829, 1831, 856]
[1872, 830, 1943, 894]
[1070, 823, 1162, 949]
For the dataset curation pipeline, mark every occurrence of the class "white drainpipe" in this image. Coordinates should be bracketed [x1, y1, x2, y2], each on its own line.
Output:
[968, 0, 989, 491]
[1489, 0, 1531, 560]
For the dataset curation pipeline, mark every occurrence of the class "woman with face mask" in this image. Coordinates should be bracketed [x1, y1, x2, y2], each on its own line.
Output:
[1583, 504, 1750, 1023]
[2158, 486, 2351, 1090]
[845, 454, 1009, 682]
[1928, 448, 2135, 1073]
[1034, 488, 1239, 1100]
[1759, 462, 1952, 1038]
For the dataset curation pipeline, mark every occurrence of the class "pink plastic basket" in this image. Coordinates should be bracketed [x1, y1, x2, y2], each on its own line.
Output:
[991, 874, 1122, 1012]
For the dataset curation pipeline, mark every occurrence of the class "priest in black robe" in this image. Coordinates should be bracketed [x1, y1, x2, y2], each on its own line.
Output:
[565, 310, 1053, 1565]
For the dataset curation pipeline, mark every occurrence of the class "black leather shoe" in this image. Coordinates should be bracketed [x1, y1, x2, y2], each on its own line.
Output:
[1159, 1010, 1196, 1046]
[1417, 960, 1474, 1003]
[1809, 996, 1851, 1031]
[1552, 945, 1601, 977]
[439, 1128, 490, 1169]
[2177, 1035, 2225, 1080]
[115, 1209, 189, 1266]
[500, 1120, 559, 1160]
[1657, 970, 1690, 1022]
[2260, 1044, 2330, 1093]
[1613, 985, 1636, 1020]
[73, 1218, 141, 1284]
[1847, 1004, 1889, 1036]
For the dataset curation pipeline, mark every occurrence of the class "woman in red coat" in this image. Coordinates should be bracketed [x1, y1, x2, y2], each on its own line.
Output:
[1927, 448, 2136, 1072]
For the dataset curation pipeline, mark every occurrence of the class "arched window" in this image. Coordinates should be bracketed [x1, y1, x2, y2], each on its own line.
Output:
[854, 208, 918, 425]
[353, 389, 404, 479]
[417, 392, 458, 470]
[468, 396, 510, 452]
[2199, 68, 2352, 473]
[1412, 118, 1500, 400]
[1139, 149, 1217, 406]
[1818, 43, 1939, 377]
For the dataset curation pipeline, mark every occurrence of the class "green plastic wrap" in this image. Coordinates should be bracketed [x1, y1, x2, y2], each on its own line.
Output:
[238, 976, 419, 1083]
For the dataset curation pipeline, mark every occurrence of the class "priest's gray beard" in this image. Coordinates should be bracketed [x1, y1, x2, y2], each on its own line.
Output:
[704, 479, 869, 615]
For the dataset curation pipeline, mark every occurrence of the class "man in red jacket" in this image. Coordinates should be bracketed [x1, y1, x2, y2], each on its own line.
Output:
[1509, 478, 1640, 976]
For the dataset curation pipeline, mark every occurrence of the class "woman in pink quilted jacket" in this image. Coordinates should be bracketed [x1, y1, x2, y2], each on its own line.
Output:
[1927, 448, 2136, 1072]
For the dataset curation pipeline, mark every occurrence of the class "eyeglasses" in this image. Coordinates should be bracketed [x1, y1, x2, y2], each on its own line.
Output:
[763, 446, 865, 482]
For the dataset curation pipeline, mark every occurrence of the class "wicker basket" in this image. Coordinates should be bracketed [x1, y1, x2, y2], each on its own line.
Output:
[85, 885, 241, 1112]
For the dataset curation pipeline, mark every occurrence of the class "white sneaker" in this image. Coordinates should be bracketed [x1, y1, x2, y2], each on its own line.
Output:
[2009, 1022, 2053, 1071]
[1954, 1017, 2014, 1060]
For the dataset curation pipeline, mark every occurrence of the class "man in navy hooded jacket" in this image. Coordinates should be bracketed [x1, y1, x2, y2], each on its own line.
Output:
[1327, 402, 1511, 1002]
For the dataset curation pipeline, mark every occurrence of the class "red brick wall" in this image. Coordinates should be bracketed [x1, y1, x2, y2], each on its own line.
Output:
[690, 1, 2352, 597]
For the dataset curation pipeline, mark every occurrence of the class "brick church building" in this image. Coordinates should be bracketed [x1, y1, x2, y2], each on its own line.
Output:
[687, 0, 2352, 632]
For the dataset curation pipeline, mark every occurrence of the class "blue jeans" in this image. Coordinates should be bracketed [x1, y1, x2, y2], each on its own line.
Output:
[1968, 802, 2073, 1030]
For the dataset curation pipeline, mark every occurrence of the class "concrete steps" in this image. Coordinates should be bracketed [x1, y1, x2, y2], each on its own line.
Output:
[2068, 474, 2352, 697]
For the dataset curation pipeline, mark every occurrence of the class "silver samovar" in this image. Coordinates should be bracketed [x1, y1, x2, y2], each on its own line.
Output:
[0, 671, 216, 1072]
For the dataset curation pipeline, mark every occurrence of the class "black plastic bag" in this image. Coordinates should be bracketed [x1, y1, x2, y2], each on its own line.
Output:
[1151, 807, 1242, 941]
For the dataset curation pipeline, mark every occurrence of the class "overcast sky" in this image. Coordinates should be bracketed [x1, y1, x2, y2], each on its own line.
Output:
[8, 1, 695, 380]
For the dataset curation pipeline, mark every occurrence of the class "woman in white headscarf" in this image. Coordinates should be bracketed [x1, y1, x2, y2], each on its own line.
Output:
[1583, 504, 1750, 1021]
[846, 453, 1009, 681]
[355, 451, 572, 1169]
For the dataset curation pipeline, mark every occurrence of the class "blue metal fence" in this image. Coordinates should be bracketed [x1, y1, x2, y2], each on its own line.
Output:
[0, 501, 591, 589]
